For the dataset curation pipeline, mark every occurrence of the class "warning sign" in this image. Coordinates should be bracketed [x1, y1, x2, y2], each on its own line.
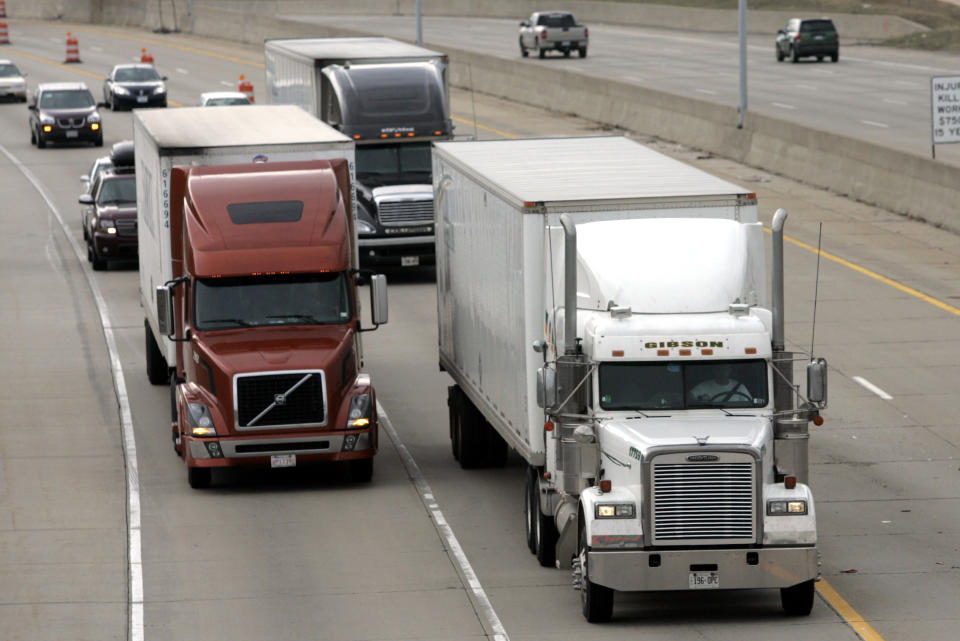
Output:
[931, 75, 960, 145]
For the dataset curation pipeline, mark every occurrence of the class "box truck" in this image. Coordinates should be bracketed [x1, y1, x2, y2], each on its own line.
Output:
[265, 37, 452, 268]
[433, 136, 828, 621]
[136, 105, 388, 488]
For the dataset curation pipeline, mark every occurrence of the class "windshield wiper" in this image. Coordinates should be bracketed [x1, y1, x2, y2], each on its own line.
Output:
[688, 403, 735, 415]
[202, 317, 254, 327]
[265, 313, 331, 325]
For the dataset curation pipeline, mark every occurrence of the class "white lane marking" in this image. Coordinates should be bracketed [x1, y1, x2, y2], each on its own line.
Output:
[0, 143, 145, 641]
[772, 102, 796, 110]
[883, 98, 908, 105]
[378, 402, 509, 641]
[852, 376, 893, 400]
[90, 45, 104, 52]
[219, 80, 233, 87]
[696, 88, 718, 95]
[862, 119, 889, 128]
[176, 68, 189, 75]
[811, 68, 836, 75]
[796, 83, 817, 90]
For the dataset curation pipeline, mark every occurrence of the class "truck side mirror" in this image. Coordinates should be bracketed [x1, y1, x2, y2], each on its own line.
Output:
[156, 285, 174, 337]
[536, 366, 557, 409]
[806, 358, 828, 406]
[369, 274, 388, 327]
[78, 194, 94, 205]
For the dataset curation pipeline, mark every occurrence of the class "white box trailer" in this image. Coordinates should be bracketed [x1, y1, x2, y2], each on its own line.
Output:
[433, 136, 827, 622]
[135, 105, 356, 382]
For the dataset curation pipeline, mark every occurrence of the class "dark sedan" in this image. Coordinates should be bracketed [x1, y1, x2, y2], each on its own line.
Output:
[29, 82, 104, 148]
[79, 166, 138, 270]
[103, 63, 168, 110]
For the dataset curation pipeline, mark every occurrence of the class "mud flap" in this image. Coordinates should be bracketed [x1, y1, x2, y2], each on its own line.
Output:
[554, 504, 578, 569]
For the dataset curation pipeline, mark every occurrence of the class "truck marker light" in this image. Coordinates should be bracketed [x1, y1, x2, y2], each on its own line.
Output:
[348, 417, 370, 428]
[543, 471, 551, 480]
[544, 421, 554, 432]
[394, 133, 402, 137]
[434, 130, 443, 136]
[657, 349, 669, 356]
[784, 475, 797, 489]
[611, 350, 624, 357]
[701, 348, 714, 355]
[407, 132, 415, 137]
[379, 134, 389, 139]
[745, 347, 757, 354]
[523, 202, 537, 208]
[192, 426, 216, 437]
[599, 480, 612, 493]
[679, 349, 691, 356]
[91, 123, 100, 131]
[352, 135, 362, 140]
[746, 193, 756, 199]
[43, 125, 52, 133]
[813, 414, 824, 426]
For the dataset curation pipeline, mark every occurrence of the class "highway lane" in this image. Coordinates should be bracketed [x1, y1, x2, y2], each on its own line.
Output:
[286, 14, 960, 166]
[0, 19, 957, 641]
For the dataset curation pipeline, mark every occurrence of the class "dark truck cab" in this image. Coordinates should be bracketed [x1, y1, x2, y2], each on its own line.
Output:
[265, 37, 453, 268]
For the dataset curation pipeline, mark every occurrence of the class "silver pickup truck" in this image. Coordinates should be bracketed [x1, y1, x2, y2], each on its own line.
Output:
[518, 11, 588, 59]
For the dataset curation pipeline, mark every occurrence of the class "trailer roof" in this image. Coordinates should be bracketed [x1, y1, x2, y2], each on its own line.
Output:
[265, 37, 444, 63]
[134, 105, 350, 151]
[434, 137, 750, 205]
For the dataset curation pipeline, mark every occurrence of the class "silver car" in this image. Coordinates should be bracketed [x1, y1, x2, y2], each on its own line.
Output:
[0, 59, 27, 102]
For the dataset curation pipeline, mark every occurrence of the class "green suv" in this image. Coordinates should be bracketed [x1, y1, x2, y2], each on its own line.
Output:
[776, 18, 838, 63]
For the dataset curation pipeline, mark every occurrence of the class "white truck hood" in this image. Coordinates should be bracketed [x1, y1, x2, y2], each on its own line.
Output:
[600, 414, 771, 461]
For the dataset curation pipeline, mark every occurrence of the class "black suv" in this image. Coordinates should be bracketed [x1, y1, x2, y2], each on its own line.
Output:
[776, 18, 839, 63]
[79, 141, 137, 270]
[29, 82, 105, 148]
[103, 63, 167, 110]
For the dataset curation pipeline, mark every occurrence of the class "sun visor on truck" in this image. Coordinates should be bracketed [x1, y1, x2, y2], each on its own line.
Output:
[321, 62, 451, 140]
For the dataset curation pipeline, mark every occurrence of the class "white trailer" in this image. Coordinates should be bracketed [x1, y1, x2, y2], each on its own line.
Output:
[135, 105, 355, 385]
[433, 136, 828, 622]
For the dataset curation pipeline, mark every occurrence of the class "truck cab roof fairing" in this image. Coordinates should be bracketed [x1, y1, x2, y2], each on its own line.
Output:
[182, 161, 351, 277]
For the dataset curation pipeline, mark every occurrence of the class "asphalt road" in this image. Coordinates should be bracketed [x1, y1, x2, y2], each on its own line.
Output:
[0, 18, 958, 641]
[287, 13, 960, 166]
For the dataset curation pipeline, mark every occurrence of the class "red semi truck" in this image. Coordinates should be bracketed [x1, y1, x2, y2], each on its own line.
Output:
[136, 107, 388, 488]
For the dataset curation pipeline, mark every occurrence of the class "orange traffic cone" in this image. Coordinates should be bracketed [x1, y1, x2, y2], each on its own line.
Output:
[140, 47, 154, 64]
[0, 21, 9, 45]
[0, 1, 6, 18]
[64, 32, 81, 63]
[238, 74, 254, 102]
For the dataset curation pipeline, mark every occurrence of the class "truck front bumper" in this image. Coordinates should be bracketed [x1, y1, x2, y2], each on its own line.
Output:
[588, 545, 818, 592]
[358, 235, 435, 267]
[184, 425, 376, 467]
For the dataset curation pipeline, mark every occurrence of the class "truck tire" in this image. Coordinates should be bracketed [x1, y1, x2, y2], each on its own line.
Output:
[519, 38, 528, 57]
[579, 517, 614, 622]
[485, 423, 508, 467]
[146, 319, 169, 385]
[831, 51, 839, 63]
[534, 473, 558, 567]
[538, 46, 546, 59]
[578, 47, 587, 58]
[455, 388, 487, 469]
[781, 579, 815, 615]
[524, 466, 538, 554]
[563, 49, 571, 58]
[347, 457, 374, 483]
[188, 466, 211, 489]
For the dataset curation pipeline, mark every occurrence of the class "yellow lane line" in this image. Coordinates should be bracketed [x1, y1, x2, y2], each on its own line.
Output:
[782, 231, 960, 317]
[72, 25, 264, 68]
[451, 115, 518, 139]
[817, 579, 887, 641]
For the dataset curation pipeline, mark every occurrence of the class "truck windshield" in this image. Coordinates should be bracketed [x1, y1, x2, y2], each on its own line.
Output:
[356, 143, 432, 186]
[599, 360, 768, 411]
[194, 272, 350, 331]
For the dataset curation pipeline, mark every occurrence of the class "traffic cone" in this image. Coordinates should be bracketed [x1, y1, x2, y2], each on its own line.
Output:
[238, 74, 254, 102]
[0, 21, 9, 45]
[64, 32, 81, 63]
[140, 47, 154, 64]
[0, 1, 6, 18]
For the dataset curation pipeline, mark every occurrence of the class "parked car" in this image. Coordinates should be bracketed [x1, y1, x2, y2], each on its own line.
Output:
[29, 82, 105, 148]
[519, 11, 588, 59]
[0, 59, 27, 102]
[776, 18, 839, 63]
[198, 91, 252, 106]
[79, 141, 137, 270]
[103, 63, 168, 110]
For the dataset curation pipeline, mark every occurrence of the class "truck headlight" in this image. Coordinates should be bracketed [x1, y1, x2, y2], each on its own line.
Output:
[595, 503, 636, 519]
[767, 500, 807, 515]
[347, 393, 372, 429]
[187, 402, 216, 436]
[356, 219, 376, 235]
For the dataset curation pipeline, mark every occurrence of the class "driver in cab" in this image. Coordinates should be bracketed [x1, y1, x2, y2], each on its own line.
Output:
[690, 363, 752, 405]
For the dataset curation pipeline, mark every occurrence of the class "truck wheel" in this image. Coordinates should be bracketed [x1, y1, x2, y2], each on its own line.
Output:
[579, 517, 614, 622]
[534, 473, 558, 567]
[485, 423, 508, 467]
[524, 466, 538, 554]
[538, 46, 546, 59]
[146, 319, 169, 385]
[519, 38, 528, 57]
[347, 457, 374, 483]
[456, 390, 487, 469]
[188, 466, 211, 489]
[563, 49, 571, 58]
[781, 579, 815, 615]
[447, 385, 461, 461]
[578, 47, 587, 58]
[776, 45, 784, 62]
[831, 51, 839, 63]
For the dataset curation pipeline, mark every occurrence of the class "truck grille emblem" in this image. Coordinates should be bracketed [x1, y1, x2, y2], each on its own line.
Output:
[274, 393, 287, 406]
[687, 454, 719, 462]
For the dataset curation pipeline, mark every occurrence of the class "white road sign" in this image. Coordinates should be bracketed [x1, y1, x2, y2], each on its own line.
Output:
[931, 75, 960, 145]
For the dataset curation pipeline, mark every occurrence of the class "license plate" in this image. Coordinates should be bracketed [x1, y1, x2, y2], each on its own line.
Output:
[561, 41, 571, 47]
[65, 130, 78, 138]
[401, 256, 419, 267]
[689, 571, 720, 589]
[814, 35, 824, 40]
[137, 95, 148, 103]
[271, 454, 296, 468]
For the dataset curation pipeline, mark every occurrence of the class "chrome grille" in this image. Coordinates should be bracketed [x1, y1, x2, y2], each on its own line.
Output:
[652, 460, 755, 544]
[115, 219, 137, 237]
[378, 199, 433, 226]
[234, 370, 326, 431]
[57, 117, 84, 128]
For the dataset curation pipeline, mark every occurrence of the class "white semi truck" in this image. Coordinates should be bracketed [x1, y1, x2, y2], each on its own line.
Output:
[433, 136, 828, 621]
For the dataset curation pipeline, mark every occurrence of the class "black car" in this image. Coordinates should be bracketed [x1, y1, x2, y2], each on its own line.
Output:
[79, 141, 137, 270]
[776, 18, 839, 63]
[29, 82, 105, 148]
[103, 63, 167, 110]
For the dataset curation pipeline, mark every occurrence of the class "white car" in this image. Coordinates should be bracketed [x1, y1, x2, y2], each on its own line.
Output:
[198, 91, 251, 107]
[0, 59, 27, 102]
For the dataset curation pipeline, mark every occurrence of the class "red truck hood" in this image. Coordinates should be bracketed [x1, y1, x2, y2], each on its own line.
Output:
[195, 324, 353, 376]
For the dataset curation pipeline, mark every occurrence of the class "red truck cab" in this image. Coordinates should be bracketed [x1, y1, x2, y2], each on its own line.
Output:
[157, 159, 387, 488]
